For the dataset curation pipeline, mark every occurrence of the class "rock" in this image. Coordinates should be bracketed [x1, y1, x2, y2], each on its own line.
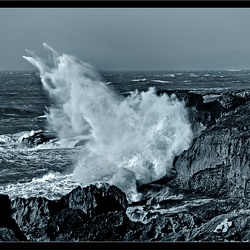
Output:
[0, 194, 27, 241]
[22, 131, 58, 146]
[156, 90, 204, 109]
[60, 184, 128, 217]
[166, 100, 250, 198]
[60, 211, 135, 241]
[9, 183, 128, 241]
[11, 196, 52, 241]
[188, 211, 250, 241]
[124, 211, 197, 241]
[0, 227, 18, 241]
[47, 208, 88, 241]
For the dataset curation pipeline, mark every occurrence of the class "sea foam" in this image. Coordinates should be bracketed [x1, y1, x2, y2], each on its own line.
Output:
[23, 44, 193, 201]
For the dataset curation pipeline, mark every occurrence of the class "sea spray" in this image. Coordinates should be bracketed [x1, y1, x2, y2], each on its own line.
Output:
[23, 44, 193, 201]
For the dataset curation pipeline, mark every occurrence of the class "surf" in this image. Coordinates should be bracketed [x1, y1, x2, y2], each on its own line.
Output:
[23, 44, 193, 202]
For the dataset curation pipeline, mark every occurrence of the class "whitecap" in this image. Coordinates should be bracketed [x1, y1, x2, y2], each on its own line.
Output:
[151, 80, 170, 83]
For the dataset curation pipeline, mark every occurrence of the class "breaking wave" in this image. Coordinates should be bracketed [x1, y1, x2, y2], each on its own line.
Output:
[23, 44, 193, 201]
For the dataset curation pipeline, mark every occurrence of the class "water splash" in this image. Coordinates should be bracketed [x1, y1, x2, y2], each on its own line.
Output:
[23, 44, 193, 201]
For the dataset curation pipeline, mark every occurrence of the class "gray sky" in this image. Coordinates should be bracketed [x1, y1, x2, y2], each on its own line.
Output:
[1, 8, 250, 71]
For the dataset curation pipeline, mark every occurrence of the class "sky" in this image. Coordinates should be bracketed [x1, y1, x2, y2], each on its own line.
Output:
[0, 8, 250, 71]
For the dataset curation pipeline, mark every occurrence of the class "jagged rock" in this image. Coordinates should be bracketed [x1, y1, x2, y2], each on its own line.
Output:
[188, 164, 232, 197]
[60, 211, 136, 241]
[0, 194, 27, 241]
[166, 100, 250, 198]
[124, 211, 197, 241]
[0, 227, 18, 241]
[11, 196, 52, 240]
[9, 184, 128, 241]
[156, 90, 204, 109]
[188, 211, 250, 241]
[60, 184, 128, 217]
[219, 92, 247, 112]
[22, 131, 57, 146]
[47, 208, 88, 241]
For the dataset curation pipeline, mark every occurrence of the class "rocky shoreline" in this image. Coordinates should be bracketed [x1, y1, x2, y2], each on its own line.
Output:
[2, 88, 250, 242]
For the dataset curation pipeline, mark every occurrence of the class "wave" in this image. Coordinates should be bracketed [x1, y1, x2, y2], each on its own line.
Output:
[0, 130, 38, 145]
[0, 107, 35, 118]
[151, 80, 171, 84]
[131, 78, 147, 82]
[23, 44, 193, 201]
[0, 129, 88, 151]
[163, 74, 175, 78]
[0, 172, 80, 200]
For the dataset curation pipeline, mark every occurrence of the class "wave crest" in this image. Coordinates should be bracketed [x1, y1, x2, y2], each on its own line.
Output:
[23, 44, 193, 201]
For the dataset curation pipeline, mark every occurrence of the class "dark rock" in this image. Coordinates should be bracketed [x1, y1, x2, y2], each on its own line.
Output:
[0, 227, 18, 241]
[65, 211, 135, 241]
[188, 212, 250, 241]
[198, 100, 224, 119]
[22, 131, 58, 146]
[11, 196, 52, 240]
[0, 194, 27, 241]
[9, 184, 128, 241]
[156, 90, 204, 109]
[60, 184, 128, 217]
[47, 208, 88, 241]
[124, 211, 196, 241]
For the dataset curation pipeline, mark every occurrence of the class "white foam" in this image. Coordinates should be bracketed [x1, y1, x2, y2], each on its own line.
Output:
[163, 74, 175, 78]
[0, 172, 80, 200]
[23, 44, 193, 202]
[151, 80, 170, 83]
[131, 78, 147, 82]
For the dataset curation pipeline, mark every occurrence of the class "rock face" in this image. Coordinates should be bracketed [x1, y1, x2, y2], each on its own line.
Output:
[168, 92, 250, 198]
[0, 194, 27, 241]
[9, 184, 128, 241]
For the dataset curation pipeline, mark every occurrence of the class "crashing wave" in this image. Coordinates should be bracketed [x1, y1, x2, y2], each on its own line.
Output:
[23, 44, 193, 201]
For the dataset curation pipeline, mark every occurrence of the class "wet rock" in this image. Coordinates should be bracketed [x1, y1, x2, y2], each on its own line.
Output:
[22, 131, 58, 146]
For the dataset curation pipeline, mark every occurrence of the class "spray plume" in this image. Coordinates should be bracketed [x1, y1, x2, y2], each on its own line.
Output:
[23, 44, 193, 201]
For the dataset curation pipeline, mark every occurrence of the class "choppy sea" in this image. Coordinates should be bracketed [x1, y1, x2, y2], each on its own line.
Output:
[1, 57, 250, 202]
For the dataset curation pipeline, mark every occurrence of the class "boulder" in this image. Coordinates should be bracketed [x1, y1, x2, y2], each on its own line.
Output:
[22, 131, 58, 146]
[9, 184, 128, 241]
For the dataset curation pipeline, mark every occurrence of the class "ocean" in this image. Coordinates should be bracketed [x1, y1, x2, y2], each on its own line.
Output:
[1, 46, 250, 203]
